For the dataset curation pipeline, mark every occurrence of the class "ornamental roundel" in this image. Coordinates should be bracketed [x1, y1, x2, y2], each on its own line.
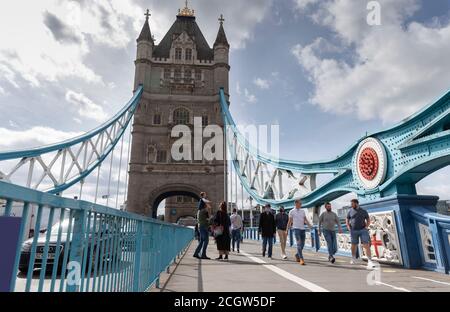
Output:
[355, 138, 387, 190]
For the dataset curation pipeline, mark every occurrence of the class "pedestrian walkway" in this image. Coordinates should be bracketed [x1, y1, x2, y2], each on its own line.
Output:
[152, 239, 450, 292]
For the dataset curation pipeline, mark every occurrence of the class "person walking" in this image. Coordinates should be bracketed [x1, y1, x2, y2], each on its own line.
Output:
[318, 202, 342, 264]
[275, 206, 289, 259]
[230, 208, 243, 253]
[346, 199, 376, 269]
[258, 204, 276, 259]
[286, 199, 312, 265]
[213, 202, 231, 260]
[193, 197, 211, 260]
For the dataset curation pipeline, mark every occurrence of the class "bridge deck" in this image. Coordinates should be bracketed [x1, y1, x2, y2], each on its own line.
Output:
[154, 239, 450, 292]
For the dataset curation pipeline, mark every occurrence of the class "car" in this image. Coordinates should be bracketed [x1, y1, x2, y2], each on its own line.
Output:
[19, 218, 122, 274]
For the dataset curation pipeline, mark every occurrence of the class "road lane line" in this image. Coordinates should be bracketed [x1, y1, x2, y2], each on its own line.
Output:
[240, 251, 329, 292]
[412, 276, 450, 286]
[374, 281, 411, 292]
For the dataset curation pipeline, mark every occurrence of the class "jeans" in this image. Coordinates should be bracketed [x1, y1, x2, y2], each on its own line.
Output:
[194, 225, 209, 258]
[262, 236, 274, 257]
[277, 230, 287, 256]
[293, 229, 306, 259]
[231, 229, 241, 251]
[323, 229, 337, 257]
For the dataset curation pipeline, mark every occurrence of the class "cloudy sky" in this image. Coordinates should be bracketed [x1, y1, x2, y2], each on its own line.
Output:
[1, 0, 450, 212]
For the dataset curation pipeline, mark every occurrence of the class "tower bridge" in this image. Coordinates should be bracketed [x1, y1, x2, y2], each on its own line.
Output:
[1, 3, 450, 293]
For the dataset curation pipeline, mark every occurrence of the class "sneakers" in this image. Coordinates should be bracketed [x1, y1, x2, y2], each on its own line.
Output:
[329, 256, 336, 264]
[299, 258, 305, 265]
[350, 258, 357, 265]
[282, 255, 288, 260]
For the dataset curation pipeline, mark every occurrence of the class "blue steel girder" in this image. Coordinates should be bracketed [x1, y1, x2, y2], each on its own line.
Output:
[0, 86, 143, 194]
[220, 88, 450, 208]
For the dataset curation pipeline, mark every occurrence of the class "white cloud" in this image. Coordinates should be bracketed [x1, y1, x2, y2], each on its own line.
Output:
[294, 0, 319, 11]
[292, 0, 450, 123]
[65, 90, 108, 122]
[0, 127, 82, 150]
[253, 78, 270, 90]
[244, 88, 257, 104]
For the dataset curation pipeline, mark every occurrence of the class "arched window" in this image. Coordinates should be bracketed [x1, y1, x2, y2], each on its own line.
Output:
[173, 108, 190, 125]
[175, 48, 182, 60]
[185, 48, 192, 60]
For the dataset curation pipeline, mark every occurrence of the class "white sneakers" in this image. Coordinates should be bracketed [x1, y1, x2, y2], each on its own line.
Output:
[350, 258, 377, 270]
[282, 254, 288, 260]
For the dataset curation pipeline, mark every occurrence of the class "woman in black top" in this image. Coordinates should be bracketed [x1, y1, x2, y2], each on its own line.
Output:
[214, 202, 231, 260]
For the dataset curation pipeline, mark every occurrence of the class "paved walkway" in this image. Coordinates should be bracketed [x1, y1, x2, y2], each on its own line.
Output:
[153, 238, 450, 292]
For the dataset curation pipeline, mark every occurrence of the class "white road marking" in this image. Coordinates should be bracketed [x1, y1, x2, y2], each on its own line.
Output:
[374, 281, 411, 292]
[412, 276, 450, 286]
[240, 251, 329, 292]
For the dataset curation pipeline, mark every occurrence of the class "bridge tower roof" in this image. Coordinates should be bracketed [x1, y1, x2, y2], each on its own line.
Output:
[137, 9, 154, 43]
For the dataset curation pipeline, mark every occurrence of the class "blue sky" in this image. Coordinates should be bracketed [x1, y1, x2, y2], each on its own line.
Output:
[1, 0, 450, 208]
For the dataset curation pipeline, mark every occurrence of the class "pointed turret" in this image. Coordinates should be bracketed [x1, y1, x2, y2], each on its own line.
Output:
[214, 15, 229, 48]
[213, 14, 230, 94]
[134, 9, 154, 90]
[137, 9, 154, 43]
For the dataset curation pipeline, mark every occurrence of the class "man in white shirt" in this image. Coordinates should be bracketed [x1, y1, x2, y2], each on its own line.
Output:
[286, 199, 312, 265]
[230, 208, 243, 253]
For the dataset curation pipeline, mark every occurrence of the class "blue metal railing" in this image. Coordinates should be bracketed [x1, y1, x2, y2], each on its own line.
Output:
[0, 181, 193, 292]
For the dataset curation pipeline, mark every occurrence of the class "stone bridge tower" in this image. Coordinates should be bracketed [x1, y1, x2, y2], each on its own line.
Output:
[127, 5, 229, 218]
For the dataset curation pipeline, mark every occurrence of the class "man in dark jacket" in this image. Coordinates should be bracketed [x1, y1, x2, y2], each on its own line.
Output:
[259, 204, 276, 259]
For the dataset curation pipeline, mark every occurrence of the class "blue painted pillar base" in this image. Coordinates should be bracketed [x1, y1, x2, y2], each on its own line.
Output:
[361, 195, 439, 270]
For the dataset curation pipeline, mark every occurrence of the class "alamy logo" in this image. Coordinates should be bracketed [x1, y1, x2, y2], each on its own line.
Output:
[66, 261, 81, 287]
[367, 1, 382, 26]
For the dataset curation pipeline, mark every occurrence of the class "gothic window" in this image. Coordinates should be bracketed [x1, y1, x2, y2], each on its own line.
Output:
[156, 150, 167, 163]
[164, 68, 171, 80]
[153, 113, 161, 125]
[174, 68, 182, 81]
[175, 48, 182, 60]
[147, 146, 156, 163]
[185, 48, 192, 61]
[195, 69, 202, 81]
[173, 108, 190, 125]
[184, 69, 192, 81]
[202, 115, 208, 127]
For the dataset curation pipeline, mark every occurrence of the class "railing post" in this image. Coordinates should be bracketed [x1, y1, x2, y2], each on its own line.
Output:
[66, 209, 87, 292]
[133, 220, 143, 292]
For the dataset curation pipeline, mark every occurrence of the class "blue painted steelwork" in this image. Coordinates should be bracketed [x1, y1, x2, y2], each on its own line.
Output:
[220, 88, 450, 208]
[0, 86, 143, 194]
[0, 181, 193, 292]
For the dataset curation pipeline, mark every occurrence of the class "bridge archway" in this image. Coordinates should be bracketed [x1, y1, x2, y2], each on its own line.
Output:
[148, 184, 201, 219]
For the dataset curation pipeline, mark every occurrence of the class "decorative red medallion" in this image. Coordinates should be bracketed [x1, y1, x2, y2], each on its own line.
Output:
[358, 147, 379, 181]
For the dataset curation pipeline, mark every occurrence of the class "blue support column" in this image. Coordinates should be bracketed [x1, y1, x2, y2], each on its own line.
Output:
[66, 209, 87, 292]
[361, 195, 439, 270]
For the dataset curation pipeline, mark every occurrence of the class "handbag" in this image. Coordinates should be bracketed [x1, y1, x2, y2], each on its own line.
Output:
[213, 225, 224, 237]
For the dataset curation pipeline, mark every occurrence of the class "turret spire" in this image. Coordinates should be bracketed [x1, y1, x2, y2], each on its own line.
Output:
[137, 9, 154, 42]
[214, 14, 229, 48]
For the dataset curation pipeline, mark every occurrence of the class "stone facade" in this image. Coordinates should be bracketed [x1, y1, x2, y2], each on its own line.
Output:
[126, 8, 230, 217]
[164, 196, 198, 223]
